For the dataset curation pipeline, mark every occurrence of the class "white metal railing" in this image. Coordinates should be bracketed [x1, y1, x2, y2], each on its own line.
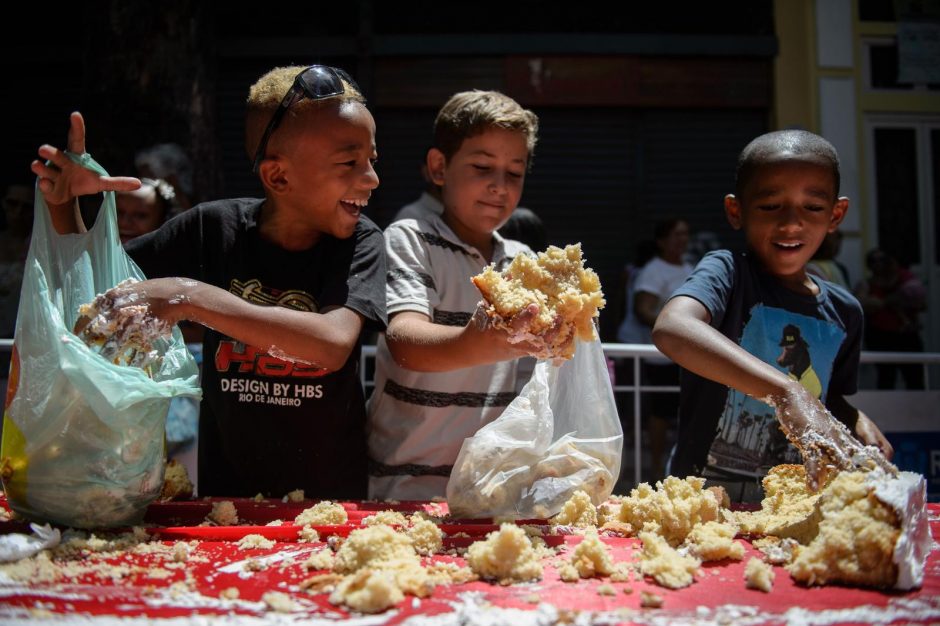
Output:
[360, 342, 940, 486]
[3, 338, 939, 487]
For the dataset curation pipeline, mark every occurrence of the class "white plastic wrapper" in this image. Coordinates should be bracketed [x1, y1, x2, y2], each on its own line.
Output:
[0, 523, 60, 562]
[446, 338, 623, 519]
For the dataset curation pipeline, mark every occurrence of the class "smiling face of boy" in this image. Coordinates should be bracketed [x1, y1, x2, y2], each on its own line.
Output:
[427, 127, 528, 257]
[259, 99, 379, 245]
[724, 156, 847, 293]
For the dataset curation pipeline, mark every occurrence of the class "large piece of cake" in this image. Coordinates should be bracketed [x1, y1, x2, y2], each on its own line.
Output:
[737, 464, 931, 590]
[471, 243, 604, 360]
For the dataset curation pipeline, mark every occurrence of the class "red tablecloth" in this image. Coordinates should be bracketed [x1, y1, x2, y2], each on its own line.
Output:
[0, 496, 937, 625]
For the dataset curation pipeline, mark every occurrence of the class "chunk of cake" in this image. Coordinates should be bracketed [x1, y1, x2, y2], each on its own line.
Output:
[294, 501, 348, 526]
[740, 464, 930, 590]
[465, 523, 543, 584]
[159, 459, 193, 501]
[550, 489, 598, 528]
[786, 469, 931, 590]
[734, 464, 824, 544]
[564, 529, 616, 579]
[74, 278, 171, 372]
[471, 243, 604, 360]
[744, 557, 775, 592]
[617, 476, 722, 547]
[638, 531, 701, 589]
[684, 521, 745, 562]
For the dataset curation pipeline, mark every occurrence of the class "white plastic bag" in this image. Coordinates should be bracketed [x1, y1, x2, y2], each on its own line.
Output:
[446, 337, 622, 519]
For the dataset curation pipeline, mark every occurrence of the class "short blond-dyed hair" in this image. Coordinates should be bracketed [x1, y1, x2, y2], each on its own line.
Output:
[433, 90, 539, 163]
[244, 65, 366, 160]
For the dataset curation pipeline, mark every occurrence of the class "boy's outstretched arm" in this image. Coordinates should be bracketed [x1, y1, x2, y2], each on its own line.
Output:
[30, 112, 141, 234]
[653, 295, 792, 400]
[103, 277, 363, 372]
[385, 309, 535, 372]
[654, 295, 895, 487]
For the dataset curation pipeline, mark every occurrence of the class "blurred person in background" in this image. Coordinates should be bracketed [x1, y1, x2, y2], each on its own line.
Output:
[854, 248, 926, 389]
[134, 143, 195, 214]
[1, 182, 36, 337]
[617, 218, 693, 481]
[116, 177, 175, 244]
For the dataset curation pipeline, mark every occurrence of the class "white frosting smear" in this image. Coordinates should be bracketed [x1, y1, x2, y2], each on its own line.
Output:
[864, 469, 932, 590]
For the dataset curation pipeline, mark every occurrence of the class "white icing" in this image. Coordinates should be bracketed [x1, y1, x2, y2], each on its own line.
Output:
[864, 469, 932, 590]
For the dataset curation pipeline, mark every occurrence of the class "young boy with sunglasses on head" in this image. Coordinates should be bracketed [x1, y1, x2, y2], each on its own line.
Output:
[652, 129, 894, 502]
[367, 90, 547, 501]
[32, 65, 386, 499]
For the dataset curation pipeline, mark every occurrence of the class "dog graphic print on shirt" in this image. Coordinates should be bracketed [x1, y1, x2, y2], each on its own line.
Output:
[707, 304, 846, 476]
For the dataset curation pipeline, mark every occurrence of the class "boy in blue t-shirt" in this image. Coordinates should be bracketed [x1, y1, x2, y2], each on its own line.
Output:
[653, 130, 894, 502]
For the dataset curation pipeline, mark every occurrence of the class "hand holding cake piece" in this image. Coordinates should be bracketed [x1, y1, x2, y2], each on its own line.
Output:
[471, 243, 605, 361]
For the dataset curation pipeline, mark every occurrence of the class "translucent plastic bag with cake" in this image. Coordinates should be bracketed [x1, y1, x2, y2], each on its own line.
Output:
[0, 154, 201, 529]
[446, 244, 623, 519]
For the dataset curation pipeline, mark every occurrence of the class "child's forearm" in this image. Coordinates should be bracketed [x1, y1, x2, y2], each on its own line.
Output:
[48, 198, 86, 235]
[386, 312, 516, 372]
[114, 278, 361, 371]
[653, 296, 794, 401]
[178, 282, 362, 371]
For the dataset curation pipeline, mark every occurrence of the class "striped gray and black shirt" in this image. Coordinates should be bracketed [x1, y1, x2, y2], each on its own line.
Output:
[366, 213, 530, 500]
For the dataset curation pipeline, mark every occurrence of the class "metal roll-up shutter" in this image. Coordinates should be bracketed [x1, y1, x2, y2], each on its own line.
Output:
[363, 105, 767, 339]
[639, 108, 767, 253]
[517, 107, 639, 339]
[369, 108, 439, 228]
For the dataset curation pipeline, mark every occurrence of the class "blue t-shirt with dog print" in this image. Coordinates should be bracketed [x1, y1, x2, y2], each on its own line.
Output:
[668, 250, 863, 480]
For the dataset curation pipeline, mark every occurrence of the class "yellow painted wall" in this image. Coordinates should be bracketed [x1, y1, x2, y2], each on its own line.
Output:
[773, 0, 817, 131]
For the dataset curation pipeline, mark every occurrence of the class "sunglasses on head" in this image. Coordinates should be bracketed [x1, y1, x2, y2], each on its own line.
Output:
[251, 65, 361, 175]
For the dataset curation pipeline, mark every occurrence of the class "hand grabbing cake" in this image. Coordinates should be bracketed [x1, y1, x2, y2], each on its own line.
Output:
[74, 278, 171, 372]
[471, 243, 604, 360]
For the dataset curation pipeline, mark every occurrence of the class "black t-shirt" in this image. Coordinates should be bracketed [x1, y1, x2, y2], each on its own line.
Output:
[669, 250, 862, 479]
[126, 198, 387, 498]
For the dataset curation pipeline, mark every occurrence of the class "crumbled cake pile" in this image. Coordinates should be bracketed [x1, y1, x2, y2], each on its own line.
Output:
[556, 528, 631, 583]
[1, 463, 929, 618]
[472, 243, 605, 360]
[160, 459, 194, 501]
[465, 523, 544, 585]
[684, 521, 745, 562]
[551, 489, 598, 528]
[638, 531, 700, 589]
[206, 501, 238, 526]
[294, 501, 348, 526]
[734, 464, 823, 543]
[786, 470, 903, 588]
[315, 513, 467, 613]
[734, 464, 931, 590]
[615, 476, 724, 546]
[745, 557, 775, 592]
[74, 278, 171, 372]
